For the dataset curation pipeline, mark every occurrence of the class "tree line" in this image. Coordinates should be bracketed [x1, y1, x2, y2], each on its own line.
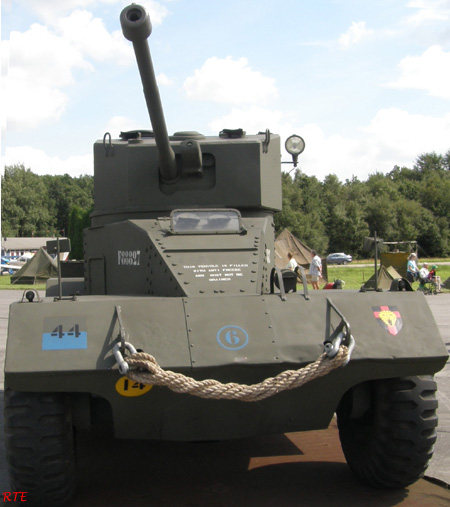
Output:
[1, 164, 93, 258]
[2, 150, 450, 259]
[275, 150, 450, 257]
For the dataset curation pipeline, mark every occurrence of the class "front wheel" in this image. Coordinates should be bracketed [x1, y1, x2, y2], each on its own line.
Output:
[336, 375, 438, 489]
[4, 389, 77, 506]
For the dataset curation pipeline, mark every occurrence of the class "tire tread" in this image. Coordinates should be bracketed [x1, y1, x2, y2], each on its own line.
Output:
[337, 375, 438, 489]
[4, 389, 76, 506]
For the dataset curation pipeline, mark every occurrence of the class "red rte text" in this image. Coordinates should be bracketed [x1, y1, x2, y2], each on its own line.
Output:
[2, 492, 28, 502]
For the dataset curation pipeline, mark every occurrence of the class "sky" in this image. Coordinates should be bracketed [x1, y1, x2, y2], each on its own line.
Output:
[1, 0, 450, 183]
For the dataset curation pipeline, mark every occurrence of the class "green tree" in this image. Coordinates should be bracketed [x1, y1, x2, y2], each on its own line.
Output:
[413, 152, 445, 174]
[68, 206, 92, 259]
[322, 174, 345, 214]
[389, 165, 422, 202]
[44, 174, 93, 236]
[1, 164, 54, 236]
[416, 210, 448, 257]
[322, 175, 370, 256]
[327, 201, 369, 256]
[443, 149, 450, 171]
[420, 171, 450, 221]
[393, 199, 423, 242]
[275, 172, 328, 254]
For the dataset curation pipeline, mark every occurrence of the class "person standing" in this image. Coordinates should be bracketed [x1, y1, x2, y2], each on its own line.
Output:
[406, 253, 419, 284]
[286, 252, 298, 271]
[309, 250, 322, 290]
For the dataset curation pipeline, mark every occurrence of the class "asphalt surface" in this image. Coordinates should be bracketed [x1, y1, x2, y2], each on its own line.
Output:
[0, 289, 449, 506]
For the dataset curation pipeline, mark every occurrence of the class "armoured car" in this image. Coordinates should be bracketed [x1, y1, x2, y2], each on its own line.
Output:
[3, 4, 448, 506]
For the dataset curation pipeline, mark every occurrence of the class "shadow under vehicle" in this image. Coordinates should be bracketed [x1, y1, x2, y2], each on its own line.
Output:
[3, 4, 449, 506]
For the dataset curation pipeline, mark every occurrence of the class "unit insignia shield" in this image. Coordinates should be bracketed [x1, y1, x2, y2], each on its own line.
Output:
[372, 306, 403, 335]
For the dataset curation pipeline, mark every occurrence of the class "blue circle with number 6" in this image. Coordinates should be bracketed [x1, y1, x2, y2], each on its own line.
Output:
[216, 325, 249, 350]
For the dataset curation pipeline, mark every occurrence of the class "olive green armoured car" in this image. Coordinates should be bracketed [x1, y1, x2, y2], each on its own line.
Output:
[4, 4, 448, 505]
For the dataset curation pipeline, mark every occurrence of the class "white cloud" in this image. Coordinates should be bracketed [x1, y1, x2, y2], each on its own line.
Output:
[105, 115, 144, 137]
[4, 108, 450, 183]
[11, 0, 170, 27]
[3, 146, 93, 176]
[405, 0, 450, 26]
[293, 124, 371, 181]
[3, 9, 133, 131]
[208, 106, 293, 136]
[55, 10, 131, 65]
[129, 0, 170, 27]
[338, 21, 374, 48]
[388, 45, 450, 99]
[183, 56, 278, 105]
[9, 23, 93, 88]
[4, 23, 91, 130]
[362, 107, 450, 157]
[6, 81, 68, 131]
[2, 1, 169, 133]
[207, 107, 375, 182]
[1, 41, 11, 135]
[157, 73, 173, 86]
[285, 108, 450, 181]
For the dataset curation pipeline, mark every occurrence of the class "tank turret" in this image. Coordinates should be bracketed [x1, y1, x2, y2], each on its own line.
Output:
[89, 3, 281, 229]
[85, 3, 282, 296]
[120, 4, 178, 181]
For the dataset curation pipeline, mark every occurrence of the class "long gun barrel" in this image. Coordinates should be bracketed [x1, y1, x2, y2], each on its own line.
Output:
[120, 4, 177, 181]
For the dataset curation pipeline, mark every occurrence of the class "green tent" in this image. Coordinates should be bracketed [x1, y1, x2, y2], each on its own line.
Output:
[380, 251, 409, 279]
[361, 265, 404, 291]
[275, 228, 328, 283]
[11, 247, 58, 285]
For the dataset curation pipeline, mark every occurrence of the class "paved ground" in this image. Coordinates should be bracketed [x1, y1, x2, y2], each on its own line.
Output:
[422, 294, 450, 487]
[1, 290, 449, 506]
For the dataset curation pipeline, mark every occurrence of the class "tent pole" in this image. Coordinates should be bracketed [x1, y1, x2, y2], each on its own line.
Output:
[56, 237, 62, 301]
[374, 231, 378, 292]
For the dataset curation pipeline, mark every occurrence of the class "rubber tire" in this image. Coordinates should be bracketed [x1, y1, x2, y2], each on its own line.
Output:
[4, 389, 76, 506]
[336, 375, 438, 489]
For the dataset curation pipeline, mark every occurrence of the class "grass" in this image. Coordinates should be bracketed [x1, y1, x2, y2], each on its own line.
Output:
[1, 261, 449, 292]
[352, 257, 450, 265]
[0, 275, 46, 291]
[327, 263, 450, 291]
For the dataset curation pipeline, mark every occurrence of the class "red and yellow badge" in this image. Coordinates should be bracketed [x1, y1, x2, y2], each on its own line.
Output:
[372, 306, 403, 336]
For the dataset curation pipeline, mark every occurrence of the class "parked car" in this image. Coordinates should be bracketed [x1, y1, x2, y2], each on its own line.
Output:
[326, 253, 352, 265]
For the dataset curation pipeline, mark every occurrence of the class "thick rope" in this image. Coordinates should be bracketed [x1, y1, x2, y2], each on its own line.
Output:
[125, 345, 349, 402]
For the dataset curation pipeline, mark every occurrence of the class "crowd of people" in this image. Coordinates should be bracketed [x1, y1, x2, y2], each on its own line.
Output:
[285, 250, 442, 293]
[408, 253, 441, 292]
